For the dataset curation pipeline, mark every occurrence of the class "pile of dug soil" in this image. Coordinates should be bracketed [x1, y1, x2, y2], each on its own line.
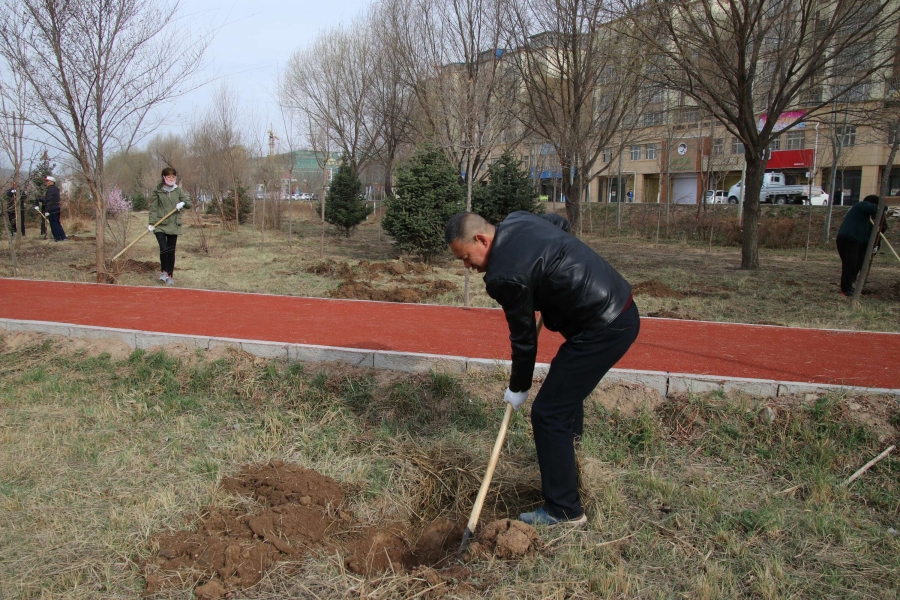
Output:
[330, 280, 426, 303]
[312, 259, 457, 303]
[142, 461, 540, 598]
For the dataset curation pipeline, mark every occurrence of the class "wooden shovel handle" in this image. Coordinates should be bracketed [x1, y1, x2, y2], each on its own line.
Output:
[463, 316, 544, 536]
[111, 207, 178, 262]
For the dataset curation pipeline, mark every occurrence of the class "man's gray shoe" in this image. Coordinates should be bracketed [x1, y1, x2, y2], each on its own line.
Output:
[519, 507, 587, 527]
[165, 276, 174, 286]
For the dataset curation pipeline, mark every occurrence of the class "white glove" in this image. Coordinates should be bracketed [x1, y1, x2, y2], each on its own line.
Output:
[175, 202, 185, 211]
[44, 212, 50, 217]
[148, 225, 155, 232]
[33, 205, 39, 211]
[504, 387, 528, 411]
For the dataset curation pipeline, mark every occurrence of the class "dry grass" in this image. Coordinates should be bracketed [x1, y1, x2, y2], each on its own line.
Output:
[2, 203, 898, 332]
[1, 333, 898, 598]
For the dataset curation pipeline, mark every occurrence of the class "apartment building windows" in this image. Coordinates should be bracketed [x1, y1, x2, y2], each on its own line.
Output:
[712, 138, 724, 155]
[768, 135, 781, 151]
[645, 144, 658, 160]
[731, 137, 744, 154]
[603, 148, 612, 162]
[679, 108, 698, 124]
[631, 145, 642, 160]
[785, 130, 805, 150]
[836, 125, 856, 147]
[644, 111, 664, 127]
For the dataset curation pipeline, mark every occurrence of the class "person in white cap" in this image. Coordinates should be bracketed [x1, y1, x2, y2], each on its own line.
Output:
[40, 176, 66, 241]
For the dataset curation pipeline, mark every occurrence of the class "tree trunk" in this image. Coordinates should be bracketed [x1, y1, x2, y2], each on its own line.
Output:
[562, 174, 583, 235]
[86, 178, 107, 282]
[740, 157, 763, 270]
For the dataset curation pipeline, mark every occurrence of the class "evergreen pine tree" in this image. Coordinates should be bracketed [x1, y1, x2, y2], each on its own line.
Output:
[28, 153, 56, 201]
[382, 145, 464, 263]
[472, 150, 542, 224]
[221, 187, 252, 224]
[324, 155, 371, 236]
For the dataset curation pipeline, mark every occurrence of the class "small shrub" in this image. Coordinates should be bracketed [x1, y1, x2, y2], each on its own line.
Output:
[324, 155, 371, 236]
[382, 144, 464, 263]
[131, 193, 148, 211]
[473, 149, 543, 224]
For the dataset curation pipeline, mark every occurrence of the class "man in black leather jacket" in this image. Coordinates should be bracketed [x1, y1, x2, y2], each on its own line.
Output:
[446, 210, 640, 526]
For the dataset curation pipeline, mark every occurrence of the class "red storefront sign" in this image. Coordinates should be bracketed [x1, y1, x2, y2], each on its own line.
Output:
[767, 149, 814, 169]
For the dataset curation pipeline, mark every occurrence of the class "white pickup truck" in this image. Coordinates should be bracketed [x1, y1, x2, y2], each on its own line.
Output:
[728, 172, 830, 205]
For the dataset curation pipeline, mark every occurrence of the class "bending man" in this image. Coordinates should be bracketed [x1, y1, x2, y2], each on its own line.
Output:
[446, 211, 640, 526]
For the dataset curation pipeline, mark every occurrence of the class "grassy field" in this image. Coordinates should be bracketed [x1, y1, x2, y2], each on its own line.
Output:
[0, 334, 897, 598]
[2, 202, 899, 332]
[1, 204, 899, 598]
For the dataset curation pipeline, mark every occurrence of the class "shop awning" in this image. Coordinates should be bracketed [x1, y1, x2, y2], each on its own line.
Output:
[767, 149, 814, 169]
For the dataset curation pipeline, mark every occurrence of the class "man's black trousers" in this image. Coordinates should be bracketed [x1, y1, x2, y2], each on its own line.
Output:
[836, 236, 866, 295]
[47, 211, 66, 241]
[530, 301, 640, 519]
[155, 232, 178, 276]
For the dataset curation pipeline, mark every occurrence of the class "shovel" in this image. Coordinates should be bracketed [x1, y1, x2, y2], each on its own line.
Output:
[33, 206, 51, 225]
[458, 315, 544, 558]
[111, 207, 178, 261]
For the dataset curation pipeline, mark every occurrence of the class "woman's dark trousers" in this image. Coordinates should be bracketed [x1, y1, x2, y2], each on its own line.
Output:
[155, 232, 178, 276]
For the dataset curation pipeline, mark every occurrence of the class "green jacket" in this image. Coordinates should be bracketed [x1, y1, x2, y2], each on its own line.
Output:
[149, 183, 192, 235]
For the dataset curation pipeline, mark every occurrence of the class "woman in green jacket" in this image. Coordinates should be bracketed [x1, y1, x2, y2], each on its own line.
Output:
[148, 167, 191, 285]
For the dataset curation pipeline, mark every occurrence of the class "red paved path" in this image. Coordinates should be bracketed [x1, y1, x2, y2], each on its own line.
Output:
[1, 278, 898, 389]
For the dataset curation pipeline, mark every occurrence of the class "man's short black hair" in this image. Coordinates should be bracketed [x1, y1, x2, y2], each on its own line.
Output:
[863, 194, 879, 205]
[445, 212, 490, 245]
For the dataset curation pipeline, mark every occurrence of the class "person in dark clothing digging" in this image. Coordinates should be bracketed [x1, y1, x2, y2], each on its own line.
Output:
[836, 194, 888, 296]
[445, 211, 640, 526]
[40, 176, 66, 241]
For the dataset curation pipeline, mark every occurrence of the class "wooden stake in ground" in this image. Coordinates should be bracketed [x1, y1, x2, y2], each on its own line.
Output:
[843, 445, 895, 486]
[111, 207, 178, 262]
[458, 316, 544, 558]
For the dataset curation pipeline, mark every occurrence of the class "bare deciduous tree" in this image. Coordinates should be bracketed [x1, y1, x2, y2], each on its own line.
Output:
[0, 0, 208, 281]
[0, 50, 32, 275]
[282, 22, 383, 174]
[504, 0, 647, 235]
[622, 0, 900, 270]
[189, 84, 250, 231]
[389, 0, 520, 209]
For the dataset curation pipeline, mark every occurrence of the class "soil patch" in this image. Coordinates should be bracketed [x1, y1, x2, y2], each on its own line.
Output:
[330, 280, 425, 303]
[590, 382, 663, 417]
[142, 461, 514, 598]
[0, 332, 132, 362]
[328, 277, 457, 303]
[632, 279, 686, 298]
[466, 519, 542, 560]
[117, 259, 159, 274]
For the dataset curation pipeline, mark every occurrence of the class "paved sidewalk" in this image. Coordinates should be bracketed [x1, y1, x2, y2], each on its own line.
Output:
[1, 278, 898, 393]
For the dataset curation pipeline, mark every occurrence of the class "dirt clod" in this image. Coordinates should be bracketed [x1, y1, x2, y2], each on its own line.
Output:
[471, 519, 541, 559]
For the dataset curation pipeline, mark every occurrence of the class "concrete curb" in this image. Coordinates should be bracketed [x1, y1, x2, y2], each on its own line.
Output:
[1, 318, 898, 398]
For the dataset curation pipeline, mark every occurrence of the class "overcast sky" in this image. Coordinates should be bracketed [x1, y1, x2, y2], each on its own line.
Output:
[156, 0, 374, 144]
